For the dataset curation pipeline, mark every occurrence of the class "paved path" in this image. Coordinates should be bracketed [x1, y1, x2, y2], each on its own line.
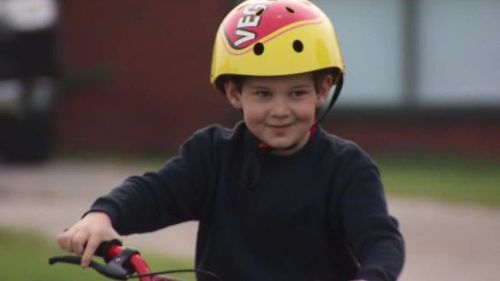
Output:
[1, 160, 500, 280]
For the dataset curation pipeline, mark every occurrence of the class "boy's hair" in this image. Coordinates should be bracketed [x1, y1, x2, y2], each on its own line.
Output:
[218, 68, 340, 95]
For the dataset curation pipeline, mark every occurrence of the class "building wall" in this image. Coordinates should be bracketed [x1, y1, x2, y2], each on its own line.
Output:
[56, 0, 500, 157]
[57, 1, 233, 152]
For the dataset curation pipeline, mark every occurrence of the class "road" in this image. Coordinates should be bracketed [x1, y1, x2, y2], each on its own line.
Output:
[1, 160, 500, 280]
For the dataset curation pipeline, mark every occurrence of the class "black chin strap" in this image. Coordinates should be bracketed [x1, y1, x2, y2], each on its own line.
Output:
[316, 74, 344, 124]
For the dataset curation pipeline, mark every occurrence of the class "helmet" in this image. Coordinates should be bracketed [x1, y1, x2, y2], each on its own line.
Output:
[210, 0, 345, 93]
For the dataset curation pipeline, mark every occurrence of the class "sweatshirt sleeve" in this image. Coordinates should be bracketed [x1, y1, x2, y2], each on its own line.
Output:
[336, 144, 405, 281]
[88, 127, 217, 235]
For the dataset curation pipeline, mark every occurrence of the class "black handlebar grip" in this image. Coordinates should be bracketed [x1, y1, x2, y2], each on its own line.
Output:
[48, 255, 82, 266]
[48, 255, 128, 280]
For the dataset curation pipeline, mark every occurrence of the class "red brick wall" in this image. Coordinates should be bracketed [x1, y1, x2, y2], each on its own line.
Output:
[324, 110, 500, 158]
[57, 1, 234, 152]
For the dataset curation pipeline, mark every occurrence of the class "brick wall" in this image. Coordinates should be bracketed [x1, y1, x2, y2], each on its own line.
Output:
[57, 1, 234, 152]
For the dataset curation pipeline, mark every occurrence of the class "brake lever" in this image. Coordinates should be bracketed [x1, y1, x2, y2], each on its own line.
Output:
[48, 255, 129, 280]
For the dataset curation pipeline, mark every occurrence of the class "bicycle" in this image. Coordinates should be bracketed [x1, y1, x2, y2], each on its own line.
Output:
[48, 240, 221, 281]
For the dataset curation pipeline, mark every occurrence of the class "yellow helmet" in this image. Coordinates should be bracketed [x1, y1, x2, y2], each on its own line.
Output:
[210, 0, 345, 93]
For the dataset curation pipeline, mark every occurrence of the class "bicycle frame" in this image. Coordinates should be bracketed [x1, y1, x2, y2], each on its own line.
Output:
[105, 244, 153, 281]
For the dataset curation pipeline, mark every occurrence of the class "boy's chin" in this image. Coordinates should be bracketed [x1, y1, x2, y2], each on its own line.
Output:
[267, 140, 303, 155]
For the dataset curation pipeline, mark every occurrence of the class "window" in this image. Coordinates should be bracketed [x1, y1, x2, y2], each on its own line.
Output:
[416, 0, 500, 107]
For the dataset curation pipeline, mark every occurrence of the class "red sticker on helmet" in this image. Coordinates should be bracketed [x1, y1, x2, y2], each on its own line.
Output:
[224, 1, 319, 50]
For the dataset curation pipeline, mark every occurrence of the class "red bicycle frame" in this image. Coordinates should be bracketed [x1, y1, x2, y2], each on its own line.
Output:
[104, 244, 153, 281]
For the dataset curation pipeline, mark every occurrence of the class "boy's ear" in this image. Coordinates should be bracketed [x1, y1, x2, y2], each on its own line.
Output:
[224, 80, 243, 109]
[316, 74, 334, 108]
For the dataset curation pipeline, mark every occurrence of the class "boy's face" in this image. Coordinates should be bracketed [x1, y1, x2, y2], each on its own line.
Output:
[225, 73, 332, 155]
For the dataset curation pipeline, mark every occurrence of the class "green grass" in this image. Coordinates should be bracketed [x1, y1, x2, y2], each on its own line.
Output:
[0, 229, 193, 281]
[376, 153, 500, 207]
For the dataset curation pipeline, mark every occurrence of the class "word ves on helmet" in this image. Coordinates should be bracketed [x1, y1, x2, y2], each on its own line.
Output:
[234, 3, 268, 47]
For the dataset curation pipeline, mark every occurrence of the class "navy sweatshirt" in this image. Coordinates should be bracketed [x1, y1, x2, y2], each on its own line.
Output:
[90, 122, 404, 281]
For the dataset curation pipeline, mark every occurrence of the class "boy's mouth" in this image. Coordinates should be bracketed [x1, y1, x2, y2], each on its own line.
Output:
[266, 123, 294, 135]
[267, 123, 293, 128]
[267, 124, 293, 132]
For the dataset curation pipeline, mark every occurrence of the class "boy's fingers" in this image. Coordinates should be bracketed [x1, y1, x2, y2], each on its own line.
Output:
[81, 238, 100, 267]
[71, 231, 88, 255]
[57, 228, 74, 251]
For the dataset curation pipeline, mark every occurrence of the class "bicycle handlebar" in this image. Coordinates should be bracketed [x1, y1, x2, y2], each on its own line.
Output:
[49, 240, 153, 281]
[49, 255, 131, 280]
[49, 240, 220, 281]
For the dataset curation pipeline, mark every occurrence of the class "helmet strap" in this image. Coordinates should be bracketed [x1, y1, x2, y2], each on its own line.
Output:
[316, 74, 344, 124]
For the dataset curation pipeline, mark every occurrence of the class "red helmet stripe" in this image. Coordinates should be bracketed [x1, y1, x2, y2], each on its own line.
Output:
[224, 1, 319, 50]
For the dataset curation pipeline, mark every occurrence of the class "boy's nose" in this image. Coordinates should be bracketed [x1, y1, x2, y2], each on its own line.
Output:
[270, 99, 291, 117]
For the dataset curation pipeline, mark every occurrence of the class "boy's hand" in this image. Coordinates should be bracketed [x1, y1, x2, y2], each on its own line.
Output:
[57, 212, 119, 267]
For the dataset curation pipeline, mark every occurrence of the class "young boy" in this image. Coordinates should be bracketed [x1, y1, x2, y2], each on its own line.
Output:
[57, 1, 405, 280]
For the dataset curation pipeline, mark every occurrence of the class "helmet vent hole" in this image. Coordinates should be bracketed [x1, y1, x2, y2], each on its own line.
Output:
[286, 7, 295, 13]
[293, 40, 303, 53]
[256, 8, 265, 16]
[254, 43, 265, 55]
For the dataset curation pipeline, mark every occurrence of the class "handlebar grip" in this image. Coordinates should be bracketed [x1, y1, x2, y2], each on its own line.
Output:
[48, 255, 128, 280]
[48, 255, 82, 266]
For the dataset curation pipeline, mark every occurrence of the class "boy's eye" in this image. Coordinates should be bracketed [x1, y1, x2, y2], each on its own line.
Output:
[254, 91, 271, 98]
[290, 91, 308, 98]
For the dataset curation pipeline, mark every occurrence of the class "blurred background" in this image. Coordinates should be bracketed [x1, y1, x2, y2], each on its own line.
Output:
[0, 1, 499, 281]
[1, 0, 499, 161]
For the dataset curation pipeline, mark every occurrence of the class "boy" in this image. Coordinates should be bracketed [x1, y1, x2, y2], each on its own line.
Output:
[57, 1, 405, 280]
